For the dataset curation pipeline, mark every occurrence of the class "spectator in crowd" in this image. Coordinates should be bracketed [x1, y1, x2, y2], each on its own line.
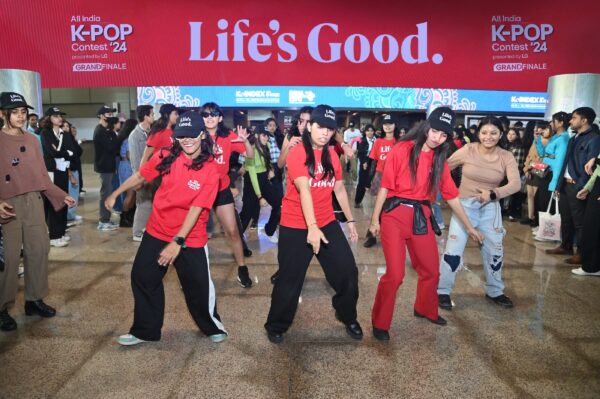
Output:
[62, 120, 83, 227]
[117, 119, 138, 227]
[354, 124, 376, 207]
[505, 127, 526, 221]
[549, 107, 600, 265]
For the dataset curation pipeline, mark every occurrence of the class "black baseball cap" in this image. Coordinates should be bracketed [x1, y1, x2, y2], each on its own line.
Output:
[45, 106, 66, 117]
[97, 105, 116, 116]
[428, 106, 456, 135]
[0, 92, 34, 110]
[381, 114, 399, 125]
[172, 111, 205, 138]
[311, 104, 337, 129]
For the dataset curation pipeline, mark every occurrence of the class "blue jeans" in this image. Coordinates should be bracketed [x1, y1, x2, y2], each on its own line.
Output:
[432, 192, 444, 226]
[438, 197, 506, 298]
[67, 170, 80, 221]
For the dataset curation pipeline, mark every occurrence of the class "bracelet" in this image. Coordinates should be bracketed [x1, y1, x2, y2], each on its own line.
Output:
[347, 220, 355, 223]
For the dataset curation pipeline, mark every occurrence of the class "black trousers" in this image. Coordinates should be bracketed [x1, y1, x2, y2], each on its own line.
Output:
[129, 233, 226, 341]
[559, 182, 586, 252]
[265, 222, 359, 334]
[46, 170, 68, 239]
[581, 180, 600, 272]
[536, 172, 556, 216]
[239, 172, 282, 236]
[354, 161, 371, 205]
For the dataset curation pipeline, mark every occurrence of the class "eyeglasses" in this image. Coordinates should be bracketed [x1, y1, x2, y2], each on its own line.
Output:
[201, 111, 220, 118]
[175, 133, 203, 142]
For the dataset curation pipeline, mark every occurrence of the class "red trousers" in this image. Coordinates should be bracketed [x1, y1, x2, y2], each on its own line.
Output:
[372, 205, 440, 330]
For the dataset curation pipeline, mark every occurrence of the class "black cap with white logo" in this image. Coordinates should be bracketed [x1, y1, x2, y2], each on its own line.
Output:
[173, 111, 205, 138]
[45, 106, 66, 117]
[381, 114, 399, 125]
[97, 105, 116, 116]
[311, 104, 337, 129]
[0, 92, 34, 110]
[428, 106, 456, 135]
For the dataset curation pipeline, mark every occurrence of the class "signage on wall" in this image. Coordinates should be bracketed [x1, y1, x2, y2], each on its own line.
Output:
[138, 86, 548, 113]
[2, 0, 598, 91]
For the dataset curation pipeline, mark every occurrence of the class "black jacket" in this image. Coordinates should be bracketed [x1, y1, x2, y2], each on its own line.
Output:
[93, 124, 119, 173]
[556, 128, 600, 191]
[63, 132, 83, 172]
[40, 128, 72, 172]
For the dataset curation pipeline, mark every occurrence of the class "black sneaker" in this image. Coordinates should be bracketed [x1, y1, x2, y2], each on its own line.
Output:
[267, 331, 284, 344]
[0, 309, 17, 331]
[270, 270, 280, 284]
[363, 232, 377, 248]
[414, 310, 447, 325]
[243, 248, 253, 257]
[372, 327, 390, 341]
[438, 294, 453, 310]
[486, 294, 514, 308]
[237, 266, 253, 288]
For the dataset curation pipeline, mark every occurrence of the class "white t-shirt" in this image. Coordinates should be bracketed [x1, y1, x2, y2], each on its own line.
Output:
[343, 128, 361, 144]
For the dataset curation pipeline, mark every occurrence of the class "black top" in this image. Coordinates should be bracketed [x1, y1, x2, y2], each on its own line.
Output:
[93, 124, 119, 173]
[40, 128, 72, 172]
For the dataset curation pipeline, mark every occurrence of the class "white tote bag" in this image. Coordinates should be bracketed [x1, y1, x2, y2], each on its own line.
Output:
[536, 193, 561, 241]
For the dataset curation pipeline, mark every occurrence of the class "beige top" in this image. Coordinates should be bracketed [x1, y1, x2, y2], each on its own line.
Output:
[448, 143, 521, 199]
[0, 130, 68, 211]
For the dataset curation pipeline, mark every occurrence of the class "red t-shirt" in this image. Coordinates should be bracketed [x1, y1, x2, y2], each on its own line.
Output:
[140, 150, 219, 248]
[381, 141, 459, 201]
[369, 137, 396, 173]
[146, 128, 173, 149]
[211, 132, 246, 191]
[280, 145, 342, 229]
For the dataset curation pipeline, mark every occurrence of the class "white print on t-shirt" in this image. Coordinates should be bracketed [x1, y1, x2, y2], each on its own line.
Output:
[308, 162, 336, 188]
[379, 145, 392, 161]
[214, 143, 225, 165]
[187, 179, 201, 190]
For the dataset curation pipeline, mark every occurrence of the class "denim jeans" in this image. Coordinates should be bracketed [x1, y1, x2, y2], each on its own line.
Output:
[432, 192, 444, 226]
[67, 170, 80, 221]
[438, 197, 506, 298]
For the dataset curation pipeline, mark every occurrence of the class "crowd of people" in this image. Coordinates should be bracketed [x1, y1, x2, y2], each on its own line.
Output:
[1, 90, 599, 346]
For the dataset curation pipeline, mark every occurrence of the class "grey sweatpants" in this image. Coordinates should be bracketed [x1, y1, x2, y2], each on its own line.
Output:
[99, 172, 113, 223]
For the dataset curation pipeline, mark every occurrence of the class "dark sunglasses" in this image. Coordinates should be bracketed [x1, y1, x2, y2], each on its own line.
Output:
[201, 111, 220, 118]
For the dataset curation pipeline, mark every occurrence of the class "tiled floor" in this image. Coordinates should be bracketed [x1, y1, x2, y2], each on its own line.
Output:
[1, 166, 599, 398]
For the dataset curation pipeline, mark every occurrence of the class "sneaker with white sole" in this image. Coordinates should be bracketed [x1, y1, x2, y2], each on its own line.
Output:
[209, 333, 227, 343]
[117, 334, 147, 346]
[266, 232, 278, 244]
[18, 266, 24, 278]
[50, 238, 68, 247]
[62, 234, 71, 242]
[98, 222, 119, 231]
[571, 267, 600, 276]
[132, 234, 143, 242]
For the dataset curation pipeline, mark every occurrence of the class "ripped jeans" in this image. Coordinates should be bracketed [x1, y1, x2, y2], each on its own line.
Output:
[438, 197, 506, 298]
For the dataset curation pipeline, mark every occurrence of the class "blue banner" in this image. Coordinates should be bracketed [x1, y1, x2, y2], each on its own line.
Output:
[138, 86, 547, 113]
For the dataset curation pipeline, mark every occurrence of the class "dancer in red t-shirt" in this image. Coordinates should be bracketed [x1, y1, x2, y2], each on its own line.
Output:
[139, 104, 180, 167]
[369, 107, 484, 341]
[265, 105, 362, 344]
[364, 114, 401, 248]
[105, 112, 226, 346]
[201, 102, 255, 288]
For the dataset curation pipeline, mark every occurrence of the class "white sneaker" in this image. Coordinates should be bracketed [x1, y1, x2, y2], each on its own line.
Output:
[67, 216, 83, 227]
[98, 222, 118, 231]
[209, 333, 227, 343]
[132, 234, 143, 242]
[571, 267, 600, 276]
[266, 232, 278, 244]
[117, 334, 147, 346]
[18, 266, 24, 278]
[62, 234, 71, 242]
[50, 238, 68, 247]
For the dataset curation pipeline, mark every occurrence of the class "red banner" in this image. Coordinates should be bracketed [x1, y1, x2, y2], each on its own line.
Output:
[2, 0, 598, 91]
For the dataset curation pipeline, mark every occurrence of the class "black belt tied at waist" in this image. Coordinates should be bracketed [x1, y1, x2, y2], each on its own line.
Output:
[382, 196, 442, 236]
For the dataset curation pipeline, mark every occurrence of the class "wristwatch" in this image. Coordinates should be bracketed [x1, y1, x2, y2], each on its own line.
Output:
[489, 190, 497, 201]
[173, 236, 187, 249]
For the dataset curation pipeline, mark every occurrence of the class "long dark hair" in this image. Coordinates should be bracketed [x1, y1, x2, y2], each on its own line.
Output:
[254, 132, 272, 170]
[289, 106, 313, 138]
[522, 120, 536, 151]
[399, 120, 450, 196]
[149, 113, 170, 136]
[552, 111, 571, 133]
[201, 102, 231, 138]
[301, 123, 335, 181]
[156, 134, 214, 174]
[117, 119, 137, 145]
